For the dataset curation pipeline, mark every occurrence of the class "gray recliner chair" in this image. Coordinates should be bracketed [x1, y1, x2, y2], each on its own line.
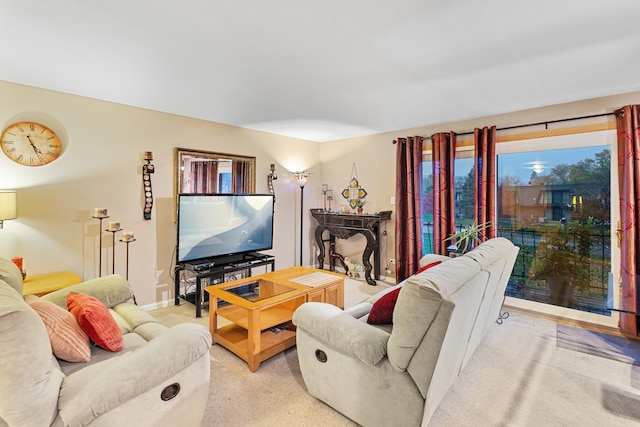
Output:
[0, 257, 212, 427]
[293, 237, 519, 426]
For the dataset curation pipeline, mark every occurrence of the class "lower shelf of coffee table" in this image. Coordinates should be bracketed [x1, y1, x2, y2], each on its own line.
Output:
[213, 323, 297, 367]
[217, 304, 298, 330]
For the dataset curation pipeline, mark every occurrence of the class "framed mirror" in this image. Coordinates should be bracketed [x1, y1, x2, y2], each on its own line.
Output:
[174, 148, 256, 214]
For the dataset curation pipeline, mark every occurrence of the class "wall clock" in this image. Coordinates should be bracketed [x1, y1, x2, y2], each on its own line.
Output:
[0, 122, 62, 166]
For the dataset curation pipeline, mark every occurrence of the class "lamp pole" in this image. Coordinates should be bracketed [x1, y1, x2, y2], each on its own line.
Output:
[294, 172, 312, 266]
[299, 185, 305, 266]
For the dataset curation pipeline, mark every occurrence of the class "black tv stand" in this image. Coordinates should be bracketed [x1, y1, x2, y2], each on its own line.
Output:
[174, 252, 275, 317]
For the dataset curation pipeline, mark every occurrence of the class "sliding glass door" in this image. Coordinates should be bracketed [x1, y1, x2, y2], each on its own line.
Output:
[497, 144, 611, 314]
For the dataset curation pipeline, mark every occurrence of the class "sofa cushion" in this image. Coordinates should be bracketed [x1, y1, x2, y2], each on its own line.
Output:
[25, 294, 91, 362]
[367, 261, 442, 325]
[0, 257, 23, 295]
[44, 274, 134, 309]
[387, 256, 479, 372]
[0, 281, 63, 427]
[67, 292, 123, 352]
[414, 260, 442, 275]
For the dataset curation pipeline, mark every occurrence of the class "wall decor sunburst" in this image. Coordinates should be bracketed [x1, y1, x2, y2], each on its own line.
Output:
[341, 163, 367, 210]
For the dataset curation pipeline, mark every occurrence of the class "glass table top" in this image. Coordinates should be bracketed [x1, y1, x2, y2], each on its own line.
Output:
[221, 280, 297, 302]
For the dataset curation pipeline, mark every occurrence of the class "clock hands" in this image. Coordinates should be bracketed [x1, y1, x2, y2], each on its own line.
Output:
[26, 135, 46, 164]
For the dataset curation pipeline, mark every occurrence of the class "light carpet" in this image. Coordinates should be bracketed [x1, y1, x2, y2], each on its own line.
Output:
[557, 324, 640, 367]
[151, 279, 640, 427]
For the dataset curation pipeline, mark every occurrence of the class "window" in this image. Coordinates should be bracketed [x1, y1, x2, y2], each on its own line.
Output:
[421, 150, 474, 253]
[420, 130, 615, 316]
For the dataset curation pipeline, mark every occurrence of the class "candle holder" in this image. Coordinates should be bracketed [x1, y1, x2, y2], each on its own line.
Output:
[92, 215, 109, 277]
[106, 227, 122, 274]
[120, 238, 136, 280]
[142, 152, 154, 220]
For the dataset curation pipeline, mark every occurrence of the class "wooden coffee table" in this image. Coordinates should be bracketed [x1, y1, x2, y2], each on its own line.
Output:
[205, 266, 344, 372]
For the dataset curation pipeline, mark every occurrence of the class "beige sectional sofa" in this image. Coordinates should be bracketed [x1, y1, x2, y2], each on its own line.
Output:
[0, 257, 212, 427]
[293, 237, 519, 427]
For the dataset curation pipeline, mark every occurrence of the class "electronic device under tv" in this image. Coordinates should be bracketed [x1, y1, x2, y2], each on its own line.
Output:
[177, 193, 275, 265]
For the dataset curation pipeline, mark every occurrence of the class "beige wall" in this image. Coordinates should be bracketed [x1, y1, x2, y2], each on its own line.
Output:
[320, 90, 640, 278]
[1, 79, 639, 307]
[0, 81, 319, 308]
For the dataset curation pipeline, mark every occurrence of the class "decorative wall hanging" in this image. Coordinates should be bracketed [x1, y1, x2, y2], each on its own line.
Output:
[267, 163, 277, 201]
[341, 163, 367, 210]
[142, 151, 154, 220]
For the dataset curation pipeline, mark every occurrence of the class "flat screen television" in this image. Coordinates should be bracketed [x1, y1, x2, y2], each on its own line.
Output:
[177, 193, 275, 264]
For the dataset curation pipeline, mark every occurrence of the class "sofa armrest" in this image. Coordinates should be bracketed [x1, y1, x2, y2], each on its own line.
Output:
[42, 274, 134, 309]
[293, 302, 389, 366]
[57, 323, 211, 426]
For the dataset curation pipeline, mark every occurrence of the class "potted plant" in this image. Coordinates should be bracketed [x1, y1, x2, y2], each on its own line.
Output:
[528, 222, 591, 307]
[444, 221, 491, 255]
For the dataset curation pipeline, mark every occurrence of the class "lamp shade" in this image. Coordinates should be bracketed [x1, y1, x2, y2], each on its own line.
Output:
[0, 191, 17, 220]
[294, 171, 312, 188]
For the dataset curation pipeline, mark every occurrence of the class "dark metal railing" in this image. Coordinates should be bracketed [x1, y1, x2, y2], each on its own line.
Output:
[422, 222, 611, 315]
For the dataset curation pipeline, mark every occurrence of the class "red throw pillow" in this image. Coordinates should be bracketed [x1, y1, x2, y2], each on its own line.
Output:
[367, 287, 401, 324]
[66, 292, 123, 352]
[367, 260, 442, 325]
[414, 260, 442, 275]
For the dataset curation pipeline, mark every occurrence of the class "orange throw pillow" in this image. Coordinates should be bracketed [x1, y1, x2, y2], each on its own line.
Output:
[25, 295, 91, 362]
[66, 292, 123, 352]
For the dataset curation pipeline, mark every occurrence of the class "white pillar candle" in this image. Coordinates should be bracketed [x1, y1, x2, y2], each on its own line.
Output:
[94, 208, 108, 217]
[122, 231, 134, 242]
[108, 221, 120, 231]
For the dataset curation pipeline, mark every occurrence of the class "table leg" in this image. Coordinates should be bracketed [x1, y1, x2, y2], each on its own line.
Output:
[314, 226, 326, 269]
[209, 294, 218, 339]
[195, 277, 202, 318]
[362, 230, 377, 286]
[247, 309, 261, 372]
[174, 267, 181, 306]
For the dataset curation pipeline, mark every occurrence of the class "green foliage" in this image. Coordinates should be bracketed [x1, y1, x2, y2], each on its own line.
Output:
[531, 149, 610, 186]
[528, 221, 594, 293]
[444, 221, 491, 254]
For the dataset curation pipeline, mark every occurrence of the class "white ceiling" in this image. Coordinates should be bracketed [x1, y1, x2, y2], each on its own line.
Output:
[2, 1, 640, 142]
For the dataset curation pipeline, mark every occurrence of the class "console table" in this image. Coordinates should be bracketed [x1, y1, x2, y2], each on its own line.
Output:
[174, 252, 275, 318]
[310, 209, 392, 285]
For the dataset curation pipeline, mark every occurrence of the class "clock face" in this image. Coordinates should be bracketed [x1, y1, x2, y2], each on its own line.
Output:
[0, 122, 62, 166]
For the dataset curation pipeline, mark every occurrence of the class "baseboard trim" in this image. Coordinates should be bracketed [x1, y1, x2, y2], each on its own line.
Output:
[139, 299, 173, 312]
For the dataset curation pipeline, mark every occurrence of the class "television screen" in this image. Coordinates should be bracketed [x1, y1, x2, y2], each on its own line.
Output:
[177, 194, 274, 264]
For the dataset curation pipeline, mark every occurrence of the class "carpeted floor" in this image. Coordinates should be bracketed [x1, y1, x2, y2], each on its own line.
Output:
[151, 279, 640, 426]
[151, 277, 387, 427]
[557, 324, 640, 366]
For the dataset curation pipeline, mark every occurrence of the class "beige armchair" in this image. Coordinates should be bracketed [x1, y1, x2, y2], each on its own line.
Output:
[293, 238, 519, 426]
[0, 257, 212, 427]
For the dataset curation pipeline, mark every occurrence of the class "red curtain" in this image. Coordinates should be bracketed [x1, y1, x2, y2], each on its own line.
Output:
[474, 126, 497, 240]
[432, 132, 456, 255]
[232, 161, 252, 193]
[616, 104, 640, 336]
[190, 161, 218, 193]
[395, 136, 423, 282]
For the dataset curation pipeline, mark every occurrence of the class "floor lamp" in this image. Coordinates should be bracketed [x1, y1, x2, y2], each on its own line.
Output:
[294, 171, 312, 266]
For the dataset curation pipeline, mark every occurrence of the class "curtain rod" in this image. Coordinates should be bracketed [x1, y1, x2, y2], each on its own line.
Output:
[392, 111, 618, 143]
